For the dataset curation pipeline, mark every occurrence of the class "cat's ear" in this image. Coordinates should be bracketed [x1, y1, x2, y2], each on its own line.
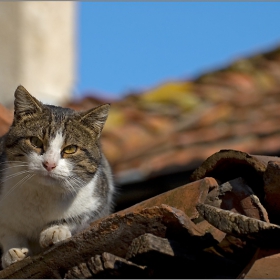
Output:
[78, 104, 110, 137]
[14, 85, 43, 119]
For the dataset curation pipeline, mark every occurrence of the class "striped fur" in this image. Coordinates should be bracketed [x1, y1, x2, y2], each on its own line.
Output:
[0, 86, 114, 268]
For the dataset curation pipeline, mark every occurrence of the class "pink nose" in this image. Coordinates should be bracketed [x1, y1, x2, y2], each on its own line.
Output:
[43, 161, 57, 172]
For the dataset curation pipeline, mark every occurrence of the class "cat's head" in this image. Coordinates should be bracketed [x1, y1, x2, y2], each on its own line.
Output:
[5, 85, 110, 191]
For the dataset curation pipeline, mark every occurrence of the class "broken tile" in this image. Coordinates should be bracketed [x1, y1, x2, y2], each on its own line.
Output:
[126, 233, 199, 278]
[190, 149, 279, 200]
[101, 252, 146, 278]
[126, 233, 195, 263]
[126, 233, 242, 278]
[218, 177, 269, 222]
[263, 160, 280, 223]
[196, 203, 280, 247]
[86, 255, 104, 276]
[65, 262, 92, 279]
[65, 252, 146, 279]
[118, 177, 218, 220]
[239, 248, 280, 279]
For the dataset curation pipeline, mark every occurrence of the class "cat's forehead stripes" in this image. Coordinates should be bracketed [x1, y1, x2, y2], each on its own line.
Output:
[41, 109, 71, 139]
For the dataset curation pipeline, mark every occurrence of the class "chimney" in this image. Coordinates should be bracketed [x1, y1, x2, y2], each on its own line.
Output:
[0, 2, 76, 107]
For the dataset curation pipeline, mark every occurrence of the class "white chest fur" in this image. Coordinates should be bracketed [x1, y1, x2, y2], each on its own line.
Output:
[0, 167, 100, 240]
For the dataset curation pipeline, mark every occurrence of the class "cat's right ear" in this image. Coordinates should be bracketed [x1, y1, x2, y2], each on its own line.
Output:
[78, 104, 110, 138]
[14, 85, 43, 120]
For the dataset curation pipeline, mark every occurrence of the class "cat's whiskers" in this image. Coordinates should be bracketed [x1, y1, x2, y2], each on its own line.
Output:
[64, 174, 89, 197]
[0, 170, 31, 184]
[68, 183, 78, 198]
[46, 173, 76, 197]
[0, 173, 35, 203]
[0, 161, 29, 164]
[62, 178, 79, 198]
[0, 165, 29, 172]
[69, 178, 88, 193]
[70, 176, 87, 188]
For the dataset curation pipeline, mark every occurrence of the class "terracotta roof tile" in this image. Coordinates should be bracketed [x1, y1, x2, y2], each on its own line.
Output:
[0, 104, 13, 136]
[64, 46, 280, 184]
[1, 47, 280, 185]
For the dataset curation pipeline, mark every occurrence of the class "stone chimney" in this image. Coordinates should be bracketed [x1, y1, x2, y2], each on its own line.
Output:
[0, 2, 76, 107]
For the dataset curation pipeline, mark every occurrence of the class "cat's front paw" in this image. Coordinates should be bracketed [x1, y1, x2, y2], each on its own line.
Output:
[2, 247, 29, 268]
[39, 225, 71, 248]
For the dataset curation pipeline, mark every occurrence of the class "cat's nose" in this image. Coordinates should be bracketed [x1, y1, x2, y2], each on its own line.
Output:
[42, 161, 57, 172]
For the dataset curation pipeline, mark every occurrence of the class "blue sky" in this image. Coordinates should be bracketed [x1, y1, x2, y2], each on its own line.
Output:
[76, 2, 280, 99]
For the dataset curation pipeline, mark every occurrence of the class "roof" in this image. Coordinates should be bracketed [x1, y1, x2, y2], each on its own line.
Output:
[1, 149, 280, 278]
[1, 46, 279, 185]
[65, 46, 280, 185]
[1, 47, 280, 278]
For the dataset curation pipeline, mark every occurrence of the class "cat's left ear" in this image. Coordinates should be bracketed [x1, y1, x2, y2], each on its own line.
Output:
[14, 85, 43, 119]
[78, 104, 110, 137]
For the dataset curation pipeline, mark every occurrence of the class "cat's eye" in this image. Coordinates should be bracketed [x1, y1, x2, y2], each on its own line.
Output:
[30, 137, 43, 148]
[63, 145, 77, 154]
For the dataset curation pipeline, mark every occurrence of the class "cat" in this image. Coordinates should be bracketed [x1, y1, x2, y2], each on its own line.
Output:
[0, 85, 114, 268]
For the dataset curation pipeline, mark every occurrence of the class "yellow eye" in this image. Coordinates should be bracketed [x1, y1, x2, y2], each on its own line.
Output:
[63, 145, 77, 154]
[30, 137, 43, 148]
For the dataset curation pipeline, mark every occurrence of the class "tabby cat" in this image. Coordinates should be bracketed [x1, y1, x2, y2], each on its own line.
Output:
[0, 85, 114, 268]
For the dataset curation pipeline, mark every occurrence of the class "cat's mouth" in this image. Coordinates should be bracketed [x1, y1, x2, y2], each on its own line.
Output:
[36, 171, 67, 189]
[30, 167, 67, 185]
[36, 170, 62, 182]
[43, 172, 66, 181]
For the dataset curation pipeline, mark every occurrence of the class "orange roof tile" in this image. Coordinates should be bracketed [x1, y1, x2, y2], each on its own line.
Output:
[65, 46, 280, 184]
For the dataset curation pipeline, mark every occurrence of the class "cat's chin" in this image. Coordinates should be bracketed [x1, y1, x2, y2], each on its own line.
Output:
[37, 176, 70, 195]
[35, 172, 64, 188]
[31, 169, 73, 190]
